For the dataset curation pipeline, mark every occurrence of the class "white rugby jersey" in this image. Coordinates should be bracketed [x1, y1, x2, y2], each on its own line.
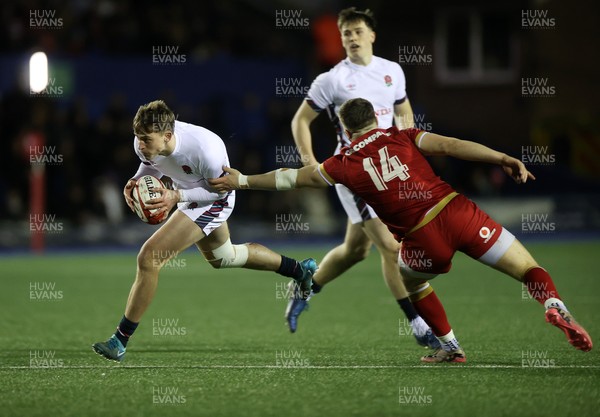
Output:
[132, 120, 229, 202]
[306, 56, 407, 154]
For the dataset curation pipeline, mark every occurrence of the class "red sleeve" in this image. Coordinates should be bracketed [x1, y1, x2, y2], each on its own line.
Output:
[399, 128, 424, 142]
[320, 155, 345, 185]
[391, 127, 429, 149]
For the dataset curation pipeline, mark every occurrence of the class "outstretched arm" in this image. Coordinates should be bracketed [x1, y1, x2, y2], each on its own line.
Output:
[417, 132, 536, 184]
[208, 165, 330, 192]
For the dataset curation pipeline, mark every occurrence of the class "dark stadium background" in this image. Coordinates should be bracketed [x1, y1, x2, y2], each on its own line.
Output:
[1, 3, 599, 417]
[0, 0, 598, 251]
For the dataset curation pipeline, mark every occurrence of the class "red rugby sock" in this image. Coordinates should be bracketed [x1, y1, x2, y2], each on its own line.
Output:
[523, 267, 560, 305]
[409, 286, 451, 337]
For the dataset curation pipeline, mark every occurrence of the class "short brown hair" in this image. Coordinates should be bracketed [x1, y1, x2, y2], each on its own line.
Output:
[339, 98, 377, 134]
[337, 7, 376, 31]
[132, 100, 175, 136]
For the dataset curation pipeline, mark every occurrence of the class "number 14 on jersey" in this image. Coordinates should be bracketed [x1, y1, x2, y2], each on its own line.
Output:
[362, 146, 410, 191]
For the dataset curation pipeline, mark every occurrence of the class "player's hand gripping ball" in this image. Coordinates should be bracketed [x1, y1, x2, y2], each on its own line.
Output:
[132, 175, 168, 225]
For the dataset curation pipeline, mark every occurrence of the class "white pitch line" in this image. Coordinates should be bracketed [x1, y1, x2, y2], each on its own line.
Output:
[3, 364, 600, 370]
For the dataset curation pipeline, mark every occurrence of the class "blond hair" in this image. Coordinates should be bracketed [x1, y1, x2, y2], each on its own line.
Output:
[132, 100, 175, 136]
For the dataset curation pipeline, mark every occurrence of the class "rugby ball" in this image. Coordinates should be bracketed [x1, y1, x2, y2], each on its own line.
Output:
[132, 175, 168, 225]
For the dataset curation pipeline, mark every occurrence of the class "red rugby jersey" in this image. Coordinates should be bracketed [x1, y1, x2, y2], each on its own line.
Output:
[320, 127, 455, 239]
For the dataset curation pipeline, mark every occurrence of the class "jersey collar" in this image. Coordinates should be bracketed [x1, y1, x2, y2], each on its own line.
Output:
[344, 56, 377, 71]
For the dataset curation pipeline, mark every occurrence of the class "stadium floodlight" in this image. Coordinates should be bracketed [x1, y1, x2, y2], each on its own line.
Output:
[29, 52, 48, 93]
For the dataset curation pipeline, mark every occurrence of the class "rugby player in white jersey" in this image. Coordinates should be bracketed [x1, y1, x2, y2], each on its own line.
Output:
[92, 100, 317, 362]
[287, 7, 438, 348]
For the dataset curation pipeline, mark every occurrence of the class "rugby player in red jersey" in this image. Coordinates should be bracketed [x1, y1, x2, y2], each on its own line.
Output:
[209, 98, 592, 362]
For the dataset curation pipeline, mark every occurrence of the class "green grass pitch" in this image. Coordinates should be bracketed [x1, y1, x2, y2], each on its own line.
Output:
[1, 241, 599, 417]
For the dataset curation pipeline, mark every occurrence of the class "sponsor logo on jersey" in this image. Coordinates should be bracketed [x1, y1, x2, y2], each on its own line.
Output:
[182, 165, 192, 174]
[375, 107, 393, 116]
[384, 75, 393, 86]
[479, 226, 496, 243]
[344, 130, 391, 155]
[345, 83, 357, 91]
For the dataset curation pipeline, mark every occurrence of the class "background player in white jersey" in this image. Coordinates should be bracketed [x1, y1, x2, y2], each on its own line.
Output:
[287, 7, 437, 347]
[92, 100, 317, 362]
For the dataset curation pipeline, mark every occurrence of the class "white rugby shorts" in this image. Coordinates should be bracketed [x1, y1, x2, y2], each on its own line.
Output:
[335, 183, 378, 225]
[177, 191, 235, 236]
